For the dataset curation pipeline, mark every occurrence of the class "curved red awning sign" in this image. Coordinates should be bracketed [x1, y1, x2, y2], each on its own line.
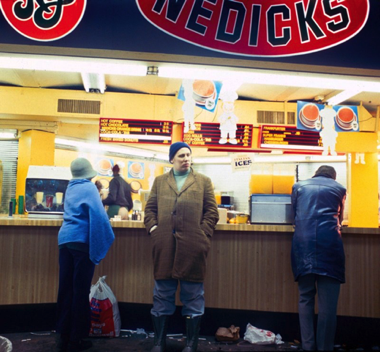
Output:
[136, 0, 370, 57]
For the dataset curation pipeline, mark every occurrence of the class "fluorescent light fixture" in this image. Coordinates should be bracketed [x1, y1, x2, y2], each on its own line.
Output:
[255, 154, 346, 163]
[99, 133, 171, 141]
[0, 53, 147, 76]
[81, 72, 106, 93]
[0, 129, 17, 139]
[55, 138, 168, 160]
[193, 153, 346, 164]
[192, 157, 231, 164]
[260, 144, 324, 151]
[0, 132, 16, 138]
[327, 89, 362, 106]
[159, 64, 380, 92]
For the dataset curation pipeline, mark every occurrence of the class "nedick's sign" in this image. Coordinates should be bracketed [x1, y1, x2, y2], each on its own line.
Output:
[136, 0, 369, 57]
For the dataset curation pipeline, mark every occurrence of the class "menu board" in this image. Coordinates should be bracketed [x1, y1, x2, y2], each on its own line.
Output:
[183, 122, 253, 147]
[99, 118, 172, 144]
[260, 125, 323, 151]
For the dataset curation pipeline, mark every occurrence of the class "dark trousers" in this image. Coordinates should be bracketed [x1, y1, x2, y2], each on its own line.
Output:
[298, 274, 341, 351]
[56, 247, 95, 342]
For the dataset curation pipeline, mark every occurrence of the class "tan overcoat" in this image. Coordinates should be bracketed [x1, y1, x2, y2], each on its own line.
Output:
[144, 168, 219, 282]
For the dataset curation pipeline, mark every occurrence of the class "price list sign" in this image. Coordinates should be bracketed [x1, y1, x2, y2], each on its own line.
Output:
[260, 125, 323, 151]
[99, 118, 173, 145]
[183, 122, 252, 147]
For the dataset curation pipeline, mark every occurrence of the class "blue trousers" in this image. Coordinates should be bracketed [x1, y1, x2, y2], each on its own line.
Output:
[298, 274, 341, 351]
[151, 279, 205, 318]
[56, 247, 95, 342]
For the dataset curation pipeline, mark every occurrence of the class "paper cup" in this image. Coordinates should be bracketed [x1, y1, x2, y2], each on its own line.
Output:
[36, 192, 44, 204]
[56, 192, 63, 204]
[46, 195, 53, 208]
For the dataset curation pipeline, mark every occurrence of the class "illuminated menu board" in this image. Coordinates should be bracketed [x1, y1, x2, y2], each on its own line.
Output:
[183, 122, 253, 147]
[99, 118, 172, 145]
[260, 125, 323, 151]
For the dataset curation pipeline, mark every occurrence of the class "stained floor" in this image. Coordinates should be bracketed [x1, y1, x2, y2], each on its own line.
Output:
[1, 330, 303, 352]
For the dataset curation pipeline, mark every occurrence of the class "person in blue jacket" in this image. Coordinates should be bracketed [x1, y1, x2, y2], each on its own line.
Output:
[291, 165, 346, 351]
[56, 158, 115, 352]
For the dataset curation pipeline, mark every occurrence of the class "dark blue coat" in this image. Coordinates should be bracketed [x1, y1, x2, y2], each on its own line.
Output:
[291, 175, 346, 283]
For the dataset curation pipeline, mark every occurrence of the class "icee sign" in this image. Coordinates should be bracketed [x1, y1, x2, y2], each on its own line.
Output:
[231, 154, 253, 172]
[136, 0, 369, 57]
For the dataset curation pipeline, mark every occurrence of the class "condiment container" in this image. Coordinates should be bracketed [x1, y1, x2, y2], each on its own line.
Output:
[227, 211, 248, 224]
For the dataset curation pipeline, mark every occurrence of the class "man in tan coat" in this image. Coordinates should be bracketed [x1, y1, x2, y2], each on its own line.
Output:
[144, 142, 219, 352]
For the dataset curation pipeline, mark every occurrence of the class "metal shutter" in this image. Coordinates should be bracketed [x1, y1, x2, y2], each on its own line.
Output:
[0, 140, 18, 213]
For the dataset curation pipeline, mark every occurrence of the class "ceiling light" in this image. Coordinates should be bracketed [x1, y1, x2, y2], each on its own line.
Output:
[327, 89, 362, 106]
[159, 64, 380, 92]
[81, 72, 106, 94]
[0, 53, 147, 76]
[55, 138, 168, 160]
[147, 66, 159, 75]
[192, 156, 231, 164]
[193, 153, 347, 164]
[0, 129, 17, 139]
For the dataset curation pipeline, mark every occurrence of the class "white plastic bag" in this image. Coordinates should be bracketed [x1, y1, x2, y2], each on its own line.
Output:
[0, 336, 12, 352]
[89, 276, 121, 337]
[243, 323, 283, 345]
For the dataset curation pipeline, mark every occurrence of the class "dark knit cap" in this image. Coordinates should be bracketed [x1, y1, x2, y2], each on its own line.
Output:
[169, 142, 191, 161]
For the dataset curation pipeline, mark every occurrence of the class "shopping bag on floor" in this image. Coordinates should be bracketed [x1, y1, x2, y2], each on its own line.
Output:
[0, 336, 13, 352]
[89, 276, 121, 337]
[244, 323, 276, 345]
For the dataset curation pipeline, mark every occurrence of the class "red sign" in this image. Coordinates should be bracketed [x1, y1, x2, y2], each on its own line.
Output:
[0, 0, 86, 41]
[260, 125, 322, 151]
[99, 118, 173, 145]
[136, 0, 369, 57]
[183, 122, 252, 148]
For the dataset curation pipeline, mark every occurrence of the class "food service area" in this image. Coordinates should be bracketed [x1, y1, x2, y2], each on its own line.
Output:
[0, 1, 380, 351]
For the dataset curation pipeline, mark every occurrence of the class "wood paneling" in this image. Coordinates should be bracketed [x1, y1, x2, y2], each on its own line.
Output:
[203, 231, 298, 312]
[1, 223, 379, 318]
[1, 226, 60, 304]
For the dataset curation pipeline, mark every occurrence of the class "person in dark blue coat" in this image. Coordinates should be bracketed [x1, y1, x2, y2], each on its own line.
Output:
[291, 165, 346, 351]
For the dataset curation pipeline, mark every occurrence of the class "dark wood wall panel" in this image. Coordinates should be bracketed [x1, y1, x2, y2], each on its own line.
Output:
[1, 225, 379, 318]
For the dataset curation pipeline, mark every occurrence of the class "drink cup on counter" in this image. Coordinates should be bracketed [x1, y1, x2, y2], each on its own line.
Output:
[36, 192, 44, 204]
[56, 192, 63, 204]
[18, 195, 24, 214]
[11, 198, 17, 214]
[46, 195, 54, 208]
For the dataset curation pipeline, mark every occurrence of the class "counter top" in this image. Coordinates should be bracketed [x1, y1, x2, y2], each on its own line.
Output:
[1, 215, 380, 234]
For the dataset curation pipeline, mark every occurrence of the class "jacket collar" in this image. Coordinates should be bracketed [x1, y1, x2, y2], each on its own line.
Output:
[167, 168, 196, 195]
[312, 173, 334, 180]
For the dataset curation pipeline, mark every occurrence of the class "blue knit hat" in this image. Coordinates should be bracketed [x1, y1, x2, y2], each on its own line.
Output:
[169, 142, 191, 162]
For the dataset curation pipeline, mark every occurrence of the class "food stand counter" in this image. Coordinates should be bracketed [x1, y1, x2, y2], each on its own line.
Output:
[0, 217, 379, 319]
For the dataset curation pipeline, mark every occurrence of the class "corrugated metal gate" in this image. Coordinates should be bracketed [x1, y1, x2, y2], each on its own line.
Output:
[0, 140, 18, 213]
